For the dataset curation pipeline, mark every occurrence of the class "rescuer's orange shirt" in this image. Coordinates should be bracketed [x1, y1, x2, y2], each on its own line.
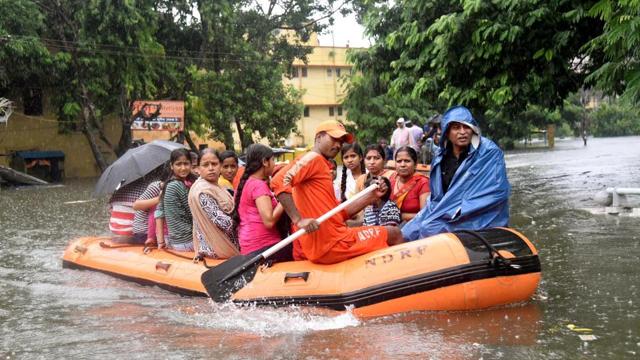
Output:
[272, 152, 388, 263]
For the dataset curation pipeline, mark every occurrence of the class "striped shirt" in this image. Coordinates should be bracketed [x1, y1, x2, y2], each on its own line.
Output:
[108, 178, 149, 236]
[132, 181, 162, 235]
[363, 200, 401, 227]
[158, 180, 193, 246]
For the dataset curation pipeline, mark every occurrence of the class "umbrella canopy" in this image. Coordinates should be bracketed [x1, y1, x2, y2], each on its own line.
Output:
[94, 140, 186, 196]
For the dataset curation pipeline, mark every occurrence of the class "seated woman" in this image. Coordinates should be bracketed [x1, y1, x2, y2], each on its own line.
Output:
[349, 144, 397, 226]
[156, 149, 197, 251]
[389, 146, 430, 222]
[234, 144, 291, 262]
[218, 150, 239, 196]
[188, 148, 240, 259]
[355, 144, 396, 192]
[362, 176, 401, 227]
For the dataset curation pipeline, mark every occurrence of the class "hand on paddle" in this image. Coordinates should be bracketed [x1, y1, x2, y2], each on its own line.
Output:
[372, 176, 389, 199]
[296, 218, 320, 233]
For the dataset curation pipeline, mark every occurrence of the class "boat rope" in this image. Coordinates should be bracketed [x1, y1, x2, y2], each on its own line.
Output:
[99, 241, 216, 268]
[99, 241, 143, 249]
[455, 230, 521, 269]
[155, 248, 216, 269]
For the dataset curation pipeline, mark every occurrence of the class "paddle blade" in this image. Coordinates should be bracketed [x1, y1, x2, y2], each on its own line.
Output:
[201, 254, 261, 302]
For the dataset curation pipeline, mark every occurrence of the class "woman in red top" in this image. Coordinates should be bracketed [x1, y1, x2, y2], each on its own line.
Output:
[390, 146, 430, 222]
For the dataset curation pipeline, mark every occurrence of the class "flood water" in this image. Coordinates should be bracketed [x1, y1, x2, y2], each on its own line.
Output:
[1, 136, 639, 359]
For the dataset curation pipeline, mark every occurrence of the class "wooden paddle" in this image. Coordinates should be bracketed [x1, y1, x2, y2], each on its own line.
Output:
[201, 183, 379, 302]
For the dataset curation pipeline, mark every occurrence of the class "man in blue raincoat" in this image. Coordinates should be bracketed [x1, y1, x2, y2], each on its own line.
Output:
[402, 105, 510, 240]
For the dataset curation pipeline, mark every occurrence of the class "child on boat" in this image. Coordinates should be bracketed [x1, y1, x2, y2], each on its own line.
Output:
[188, 148, 239, 258]
[335, 142, 365, 203]
[362, 175, 401, 227]
[218, 150, 239, 196]
[155, 149, 197, 252]
[132, 179, 163, 246]
[234, 144, 291, 261]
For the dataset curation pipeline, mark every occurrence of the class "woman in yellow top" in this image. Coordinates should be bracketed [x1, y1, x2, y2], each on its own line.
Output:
[218, 150, 239, 195]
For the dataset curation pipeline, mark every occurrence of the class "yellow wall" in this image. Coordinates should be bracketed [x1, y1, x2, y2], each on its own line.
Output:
[0, 111, 228, 178]
[0, 112, 120, 178]
[283, 45, 362, 146]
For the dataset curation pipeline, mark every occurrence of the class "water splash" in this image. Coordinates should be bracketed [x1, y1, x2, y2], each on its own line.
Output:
[166, 301, 360, 336]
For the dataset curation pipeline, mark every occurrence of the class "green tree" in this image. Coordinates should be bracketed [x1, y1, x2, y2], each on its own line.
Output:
[590, 101, 640, 136]
[36, 0, 165, 170]
[347, 0, 604, 142]
[155, 0, 339, 151]
[0, 1, 52, 105]
[585, 0, 640, 103]
[343, 3, 439, 145]
[559, 91, 591, 138]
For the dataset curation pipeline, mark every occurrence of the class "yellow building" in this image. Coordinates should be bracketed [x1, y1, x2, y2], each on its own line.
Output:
[284, 34, 361, 146]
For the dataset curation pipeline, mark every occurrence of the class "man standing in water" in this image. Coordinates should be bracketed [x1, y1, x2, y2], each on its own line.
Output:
[402, 105, 511, 240]
[272, 120, 404, 264]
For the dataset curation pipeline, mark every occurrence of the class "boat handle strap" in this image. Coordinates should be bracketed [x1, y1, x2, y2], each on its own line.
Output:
[155, 261, 171, 271]
[456, 230, 521, 269]
[284, 272, 310, 283]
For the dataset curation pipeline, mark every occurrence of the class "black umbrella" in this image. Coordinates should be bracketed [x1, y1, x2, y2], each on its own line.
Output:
[94, 140, 186, 196]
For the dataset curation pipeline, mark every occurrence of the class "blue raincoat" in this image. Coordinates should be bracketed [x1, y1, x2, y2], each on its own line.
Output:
[402, 106, 510, 241]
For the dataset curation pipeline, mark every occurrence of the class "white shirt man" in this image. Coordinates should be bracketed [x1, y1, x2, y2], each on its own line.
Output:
[406, 120, 424, 152]
[390, 117, 415, 152]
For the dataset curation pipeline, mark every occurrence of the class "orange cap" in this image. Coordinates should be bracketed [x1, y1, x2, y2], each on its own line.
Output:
[315, 120, 354, 143]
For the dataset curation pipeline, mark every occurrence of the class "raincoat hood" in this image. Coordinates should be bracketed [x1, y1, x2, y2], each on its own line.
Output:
[441, 106, 481, 149]
[402, 131, 510, 240]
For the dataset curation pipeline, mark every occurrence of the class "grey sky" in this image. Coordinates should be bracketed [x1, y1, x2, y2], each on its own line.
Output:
[317, 12, 369, 48]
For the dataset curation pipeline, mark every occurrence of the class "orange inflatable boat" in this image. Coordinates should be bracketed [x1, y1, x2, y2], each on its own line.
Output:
[62, 228, 541, 317]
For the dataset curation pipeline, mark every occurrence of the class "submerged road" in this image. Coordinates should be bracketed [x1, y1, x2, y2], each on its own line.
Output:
[1, 136, 639, 359]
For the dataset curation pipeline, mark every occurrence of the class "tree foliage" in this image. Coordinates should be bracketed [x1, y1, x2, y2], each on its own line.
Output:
[168, 0, 322, 150]
[0, 1, 52, 99]
[1, 0, 339, 170]
[343, 3, 440, 145]
[589, 99, 640, 136]
[585, 0, 640, 103]
[347, 0, 604, 142]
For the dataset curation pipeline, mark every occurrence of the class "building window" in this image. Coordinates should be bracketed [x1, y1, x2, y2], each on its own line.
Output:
[326, 68, 332, 78]
[303, 106, 309, 117]
[337, 106, 343, 116]
[336, 68, 341, 77]
[288, 67, 298, 78]
[301, 67, 308, 77]
[329, 106, 334, 116]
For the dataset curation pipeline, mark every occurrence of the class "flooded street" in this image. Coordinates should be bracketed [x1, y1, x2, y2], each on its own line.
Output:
[1, 136, 639, 359]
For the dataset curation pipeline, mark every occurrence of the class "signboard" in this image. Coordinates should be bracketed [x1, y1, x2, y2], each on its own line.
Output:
[131, 100, 184, 131]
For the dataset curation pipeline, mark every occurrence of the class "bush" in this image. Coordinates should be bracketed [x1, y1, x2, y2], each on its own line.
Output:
[555, 122, 574, 138]
[590, 104, 640, 137]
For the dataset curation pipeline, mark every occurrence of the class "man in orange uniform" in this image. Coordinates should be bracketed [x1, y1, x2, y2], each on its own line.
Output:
[271, 120, 404, 264]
